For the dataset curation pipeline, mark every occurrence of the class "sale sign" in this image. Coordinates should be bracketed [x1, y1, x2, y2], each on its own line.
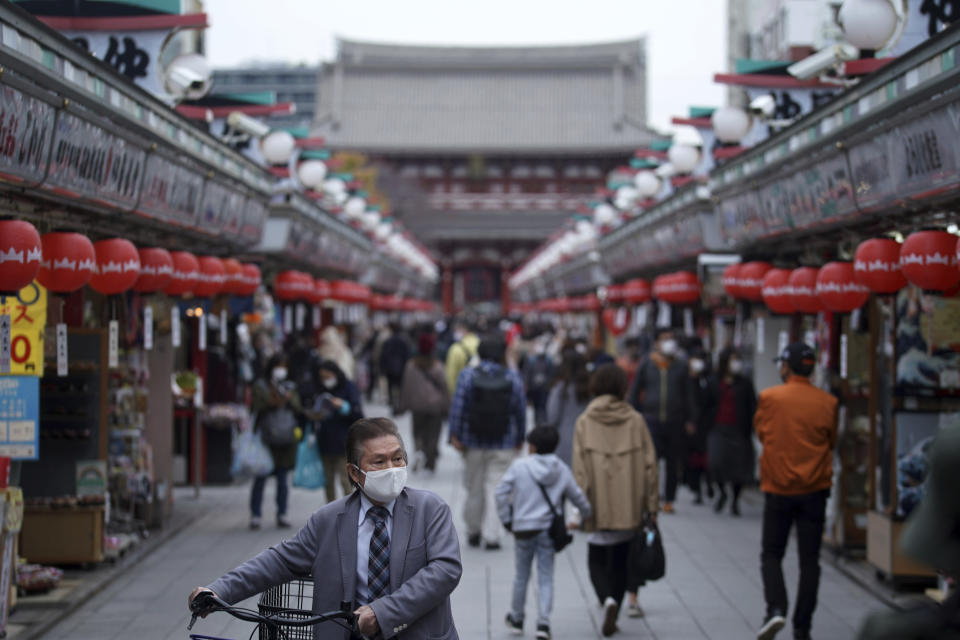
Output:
[0, 282, 48, 376]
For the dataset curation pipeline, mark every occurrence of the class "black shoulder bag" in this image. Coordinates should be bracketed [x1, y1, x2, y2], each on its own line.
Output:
[537, 482, 574, 552]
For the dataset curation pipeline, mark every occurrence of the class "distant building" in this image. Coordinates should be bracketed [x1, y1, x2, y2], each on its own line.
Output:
[312, 38, 657, 313]
[212, 64, 319, 131]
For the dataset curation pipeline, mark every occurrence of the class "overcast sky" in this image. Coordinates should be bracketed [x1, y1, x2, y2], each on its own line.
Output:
[202, 0, 728, 133]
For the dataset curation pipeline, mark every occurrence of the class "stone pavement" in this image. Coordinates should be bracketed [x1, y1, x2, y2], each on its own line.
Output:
[35, 403, 889, 639]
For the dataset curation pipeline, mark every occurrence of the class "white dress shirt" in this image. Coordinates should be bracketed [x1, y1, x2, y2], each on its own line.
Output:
[356, 492, 397, 605]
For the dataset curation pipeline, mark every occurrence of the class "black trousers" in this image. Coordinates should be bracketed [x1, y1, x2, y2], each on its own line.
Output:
[588, 541, 631, 607]
[647, 420, 679, 502]
[411, 412, 443, 471]
[761, 490, 828, 635]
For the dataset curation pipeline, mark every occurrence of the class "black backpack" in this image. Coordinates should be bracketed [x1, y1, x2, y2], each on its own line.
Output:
[467, 368, 514, 443]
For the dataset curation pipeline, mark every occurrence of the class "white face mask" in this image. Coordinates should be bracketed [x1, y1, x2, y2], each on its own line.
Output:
[322, 377, 337, 389]
[690, 358, 705, 374]
[729, 359, 744, 375]
[575, 343, 588, 355]
[271, 367, 288, 382]
[660, 339, 678, 357]
[355, 465, 407, 504]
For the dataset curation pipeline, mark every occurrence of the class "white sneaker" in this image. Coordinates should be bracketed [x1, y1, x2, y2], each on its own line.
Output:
[626, 602, 644, 618]
[602, 597, 618, 636]
[757, 612, 786, 640]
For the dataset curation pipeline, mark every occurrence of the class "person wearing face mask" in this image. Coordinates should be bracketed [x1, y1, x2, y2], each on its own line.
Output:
[684, 344, 715, 506]
[706, 347, 757, 516]
[249, 353, 305, 530]
[314, 360, 364, 504]
[753, 343, 837, 640]
[190, 417, 463, 640]
[626, 328, 697, 516]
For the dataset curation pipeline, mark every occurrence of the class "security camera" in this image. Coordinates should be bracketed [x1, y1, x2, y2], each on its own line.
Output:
[163, 53, 212, 100]
[787, 43, 859, 80]
[167, 66, 206, 92]
[749, 94, 776, 119]
[226, 112, 270, 139]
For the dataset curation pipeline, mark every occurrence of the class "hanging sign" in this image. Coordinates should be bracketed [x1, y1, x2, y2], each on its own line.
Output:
[0, 283, 47, 376]
[56, 323, 68, 376]
[283, 305, 293, 333]
[295, 303, 306, 331]
[171, 307, 181, 347]
[840, 333, 849, 380]
[0, 85, 55, 185]
[656, 302, 672, 328]
[198, 313, 207, 351]
[108, 320, 119, 368]
[138, 154, 203, 227]
[777, 330, 789, 358]
[220, 309, 227, 345]
[0, 375, 39, 459]
[683, 308, 694, 336]
[312, 305, 320, 327]
[756, 317, 765, 354]
[143, 306, 153, 350]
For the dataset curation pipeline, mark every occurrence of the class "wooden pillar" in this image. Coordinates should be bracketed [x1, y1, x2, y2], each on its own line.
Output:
[442, 266, 454, 316]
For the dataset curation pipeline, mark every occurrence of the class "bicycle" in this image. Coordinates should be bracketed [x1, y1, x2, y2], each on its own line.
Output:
[188, 589, 359, 640]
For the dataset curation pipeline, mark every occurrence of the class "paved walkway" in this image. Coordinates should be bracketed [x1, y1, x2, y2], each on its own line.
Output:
[36, 403, 888, 639]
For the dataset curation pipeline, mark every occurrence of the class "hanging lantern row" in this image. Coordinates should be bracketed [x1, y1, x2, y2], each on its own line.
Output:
[652, 271, 700, 305]
[0, 219, 263, 298]
[370, 294, 436, 313]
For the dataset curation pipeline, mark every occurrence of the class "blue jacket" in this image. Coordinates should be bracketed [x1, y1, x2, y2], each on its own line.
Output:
[448, 361, 526, 450]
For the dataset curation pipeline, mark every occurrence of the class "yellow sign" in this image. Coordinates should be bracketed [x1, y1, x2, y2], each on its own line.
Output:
[0, 281, 47, 376]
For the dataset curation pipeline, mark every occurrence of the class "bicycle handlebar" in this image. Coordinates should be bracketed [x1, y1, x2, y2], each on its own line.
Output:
[188, 591, 358, 635]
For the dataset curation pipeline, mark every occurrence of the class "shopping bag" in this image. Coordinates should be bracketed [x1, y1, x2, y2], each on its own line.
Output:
[293, 427, 325, 490]
[628, 519, 666, 582]
[232, 428, 274, 480]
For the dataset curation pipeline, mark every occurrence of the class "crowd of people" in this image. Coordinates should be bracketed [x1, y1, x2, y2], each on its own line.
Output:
[200, 314, 852, 640]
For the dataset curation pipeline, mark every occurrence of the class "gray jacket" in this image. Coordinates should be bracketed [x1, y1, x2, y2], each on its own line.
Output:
[544, 384, 588, 466]
[494, 453, 592, 533]
[208, 488, 462, 640]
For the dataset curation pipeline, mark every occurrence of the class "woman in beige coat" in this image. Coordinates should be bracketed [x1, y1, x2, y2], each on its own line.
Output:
[572, 363, 659, 637]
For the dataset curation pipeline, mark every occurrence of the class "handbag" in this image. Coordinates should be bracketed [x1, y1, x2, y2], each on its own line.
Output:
[258, 406, 298, 446]
[292, 426, 325, 490]
[628, 517, 666, 582]
[536, 482, 574, 552]
[232, 428, 274, 480]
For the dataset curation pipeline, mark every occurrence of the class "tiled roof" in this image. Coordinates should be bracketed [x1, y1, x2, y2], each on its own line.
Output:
[313, 38, 656, 153]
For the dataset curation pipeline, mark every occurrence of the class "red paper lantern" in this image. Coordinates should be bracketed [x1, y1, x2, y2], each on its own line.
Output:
[722, 263, 742, 299]
[854, 238, 906, 294]
[656, 272, 699, 305]
[37, 232, 95, 293]
[235, 263, 261, 297]
[602, 307, 631, 336]
[761, 268, 796, 315]
[89, 238, 140, 295]
[133, 247, 174, 294]
[330, 280, 372, 305]
[604, 284, 625, 305]
[622, 278, 651, 304]
[221, 258, 243, 295]
[311, 279, 331, 305]
[788, 267, 824, 314]
[900, 230, 960, 292]
[193, 256, 226, 298]
[737, 261, 772, 301]
[274, 270, 311, 301]
[816, 261, 869, 312]
[0, 219, 41, 294]
[165, 251, 200, 297]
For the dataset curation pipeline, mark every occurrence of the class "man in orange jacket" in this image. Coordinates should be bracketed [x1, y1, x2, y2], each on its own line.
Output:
[754, 342, 838, 640]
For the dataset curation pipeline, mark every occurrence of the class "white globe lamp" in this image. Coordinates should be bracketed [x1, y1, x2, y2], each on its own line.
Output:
[361, 210, 382, 231]
[343, 196, 366, 220]
[711, 106, 752, 144]
[633, 170, 661, 198]
[593, 203, 618, 227]
[614, 185, 640, 210]
[261, 130, 296, 165]
[839, 0, 899, 50]
[375, 222, 392, 241]
[297, 160, 328, 190]
[668, 144, 701, 174]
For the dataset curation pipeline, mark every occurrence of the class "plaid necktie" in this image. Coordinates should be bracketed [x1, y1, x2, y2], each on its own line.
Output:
[367, 506, 391, 601]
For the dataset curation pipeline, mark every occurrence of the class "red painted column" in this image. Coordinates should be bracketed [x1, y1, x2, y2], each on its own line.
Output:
[442, 266, 454, 316]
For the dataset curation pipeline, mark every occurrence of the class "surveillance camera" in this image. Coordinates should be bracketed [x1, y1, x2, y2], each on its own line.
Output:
[167, 66, 206, 92]
[787, 43, 859, 80]
[226, 112, 271, 138]
[163, 53, 212, 100]
[749, 94, 777, 119]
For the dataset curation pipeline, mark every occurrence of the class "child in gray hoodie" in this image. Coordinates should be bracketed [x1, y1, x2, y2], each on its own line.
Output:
[495, 426, 593, 640]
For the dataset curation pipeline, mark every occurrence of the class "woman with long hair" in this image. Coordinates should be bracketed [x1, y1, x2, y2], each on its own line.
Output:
[544, 348, 591, 465]
[313, 359, 364, 503]
[398, 331, 450, 473]
[707, 347, 757, 516]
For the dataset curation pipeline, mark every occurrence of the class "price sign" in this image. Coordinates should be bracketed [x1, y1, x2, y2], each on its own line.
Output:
[171, 307, 181, 347]
[108, 320, 119, 368]
[0, 283, 47, 376]
[56, 323, 68, 376]
[143, 306, 153, 351]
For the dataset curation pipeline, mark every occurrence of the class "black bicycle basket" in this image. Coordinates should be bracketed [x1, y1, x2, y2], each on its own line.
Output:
[257, 574, 314, 640]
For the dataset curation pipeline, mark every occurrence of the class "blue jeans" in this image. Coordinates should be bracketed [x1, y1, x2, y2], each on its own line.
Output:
[511, 530, 555, 627]
[250, 467, 289, 518]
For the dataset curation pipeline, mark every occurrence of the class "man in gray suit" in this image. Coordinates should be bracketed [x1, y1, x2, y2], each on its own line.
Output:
[189, 417, 462, 639]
